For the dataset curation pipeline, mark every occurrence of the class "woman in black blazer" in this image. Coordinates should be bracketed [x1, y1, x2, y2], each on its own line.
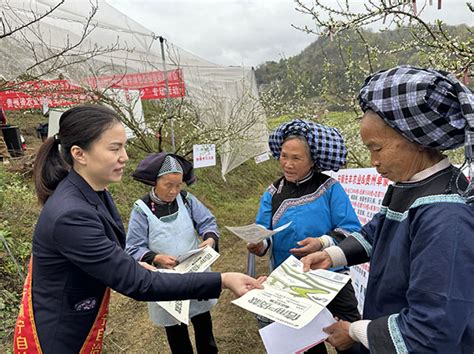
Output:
[13, 105, 262, 353]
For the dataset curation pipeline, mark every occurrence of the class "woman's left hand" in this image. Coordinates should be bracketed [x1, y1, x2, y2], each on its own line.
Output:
[199, 238, 215, 249]
[323, 320, 355, 351]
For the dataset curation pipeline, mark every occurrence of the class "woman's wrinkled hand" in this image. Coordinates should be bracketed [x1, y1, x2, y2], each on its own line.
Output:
[198, 238, 215, 249]
[323, 320, 355, 351]
[153, 254, 178, 269]
[300, 251, 333, 272]
[247, 241, 265, 255]
[290, 237, 323, 257]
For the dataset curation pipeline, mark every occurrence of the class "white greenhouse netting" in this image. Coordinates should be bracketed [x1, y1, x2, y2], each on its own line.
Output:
[0, 0, 270, 176]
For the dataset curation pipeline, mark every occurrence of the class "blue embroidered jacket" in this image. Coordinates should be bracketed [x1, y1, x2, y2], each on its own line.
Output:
[256, 171, 361, 269]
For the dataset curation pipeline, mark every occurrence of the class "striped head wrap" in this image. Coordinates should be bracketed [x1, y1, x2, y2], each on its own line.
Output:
[268, 119, 347, 172]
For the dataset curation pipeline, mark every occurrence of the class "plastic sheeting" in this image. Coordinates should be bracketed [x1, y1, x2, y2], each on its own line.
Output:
[0, 0, 269, 176]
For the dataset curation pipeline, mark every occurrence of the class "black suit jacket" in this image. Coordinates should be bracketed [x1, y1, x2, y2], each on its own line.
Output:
[32, 170, 221, 353]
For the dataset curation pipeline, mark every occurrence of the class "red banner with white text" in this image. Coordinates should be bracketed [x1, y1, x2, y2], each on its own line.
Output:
[85, 69, 185, 98]
[0, 80, 94, 111]
[0, 69, 186, 110]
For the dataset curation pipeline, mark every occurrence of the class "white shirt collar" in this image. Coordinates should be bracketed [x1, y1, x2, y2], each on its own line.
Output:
[408, 158, 450, 182]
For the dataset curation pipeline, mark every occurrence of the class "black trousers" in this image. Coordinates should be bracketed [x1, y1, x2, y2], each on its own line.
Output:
[165, 311, 218, 354]
[306, 280, 361, 354]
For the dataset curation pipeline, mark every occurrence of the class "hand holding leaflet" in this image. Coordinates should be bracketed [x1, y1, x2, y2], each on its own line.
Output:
[225, 222, 292, 243]
[232, 255, 349, 329]
[259, 307, 336, 354]
[154, 246, 220, 324]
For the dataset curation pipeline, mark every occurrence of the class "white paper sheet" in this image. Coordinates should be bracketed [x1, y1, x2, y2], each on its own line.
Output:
[259, 307, 336, 354]
[174, 246, 219, 273]
[156, 298, 191, 325]
[155, 246, 220, 323]
[176, 247, 205, 264]
[225, 222, 292, 243]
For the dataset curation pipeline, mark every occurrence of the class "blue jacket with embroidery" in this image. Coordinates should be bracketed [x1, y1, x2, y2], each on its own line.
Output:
[256, 172, 361, 269]
[339, 165, 474, 353]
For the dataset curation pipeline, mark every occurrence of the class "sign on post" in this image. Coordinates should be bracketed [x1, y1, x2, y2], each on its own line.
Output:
[193, 144, 216, 168]
[254, 152, 270, 164]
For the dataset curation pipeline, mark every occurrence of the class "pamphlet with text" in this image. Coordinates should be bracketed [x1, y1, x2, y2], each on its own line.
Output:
[232, 255, 349, 329]
[154, 246, 219, 324]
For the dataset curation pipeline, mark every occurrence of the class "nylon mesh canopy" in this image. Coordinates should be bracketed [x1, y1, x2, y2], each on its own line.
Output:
[0, 0, 269, 176]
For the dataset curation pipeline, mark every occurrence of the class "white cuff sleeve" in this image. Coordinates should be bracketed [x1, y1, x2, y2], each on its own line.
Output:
[258, 239, 269, 256]
[324, 246, 348, 267]
[349, 320, 371, 349]
[319, 235, 336, 249]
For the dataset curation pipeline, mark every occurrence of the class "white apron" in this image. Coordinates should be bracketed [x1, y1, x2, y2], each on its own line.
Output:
[134, 195, 217, 326]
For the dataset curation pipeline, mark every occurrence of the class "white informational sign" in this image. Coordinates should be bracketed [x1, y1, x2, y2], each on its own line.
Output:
[155, 246, 219, 324]
[105, 89, 145, 139]
[348, 262, 370, 314]
[232, 256, 349, 329]
[42, 98, 49, 116]
[225, 222, 291, 244]
[193, 144, 216, 168]
[327, 167, 390, 314]
[48, 109, 63, 137]
[259, 307, 336, 354]
[327, 168, 390, 225]
[254, 152, 270, 164]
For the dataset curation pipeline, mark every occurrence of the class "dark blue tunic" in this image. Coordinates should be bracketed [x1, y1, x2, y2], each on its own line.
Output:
[339, 165, 474, 353]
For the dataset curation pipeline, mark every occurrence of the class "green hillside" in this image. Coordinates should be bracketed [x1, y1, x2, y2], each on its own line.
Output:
[255, 25, 474, 111]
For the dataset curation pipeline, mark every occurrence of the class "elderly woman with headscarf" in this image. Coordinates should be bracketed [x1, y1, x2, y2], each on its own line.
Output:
[302, 66, 474, 353]
[126, 153, 220, 354]
[247, 120, 362, 354]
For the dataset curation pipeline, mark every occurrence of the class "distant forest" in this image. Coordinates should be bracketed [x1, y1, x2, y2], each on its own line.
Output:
[255, 24, 473, 107]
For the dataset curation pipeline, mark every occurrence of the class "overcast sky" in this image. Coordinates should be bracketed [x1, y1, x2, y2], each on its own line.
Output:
[107, 0, 473, 67]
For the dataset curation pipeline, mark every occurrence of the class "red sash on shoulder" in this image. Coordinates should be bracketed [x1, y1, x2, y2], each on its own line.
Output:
[13, 257, 111, 354]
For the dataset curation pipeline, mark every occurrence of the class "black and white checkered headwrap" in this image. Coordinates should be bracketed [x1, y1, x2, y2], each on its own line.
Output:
[268, 119, 347, 172]
[359, 65, 474, 198]
[358, 65, 474, 152]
